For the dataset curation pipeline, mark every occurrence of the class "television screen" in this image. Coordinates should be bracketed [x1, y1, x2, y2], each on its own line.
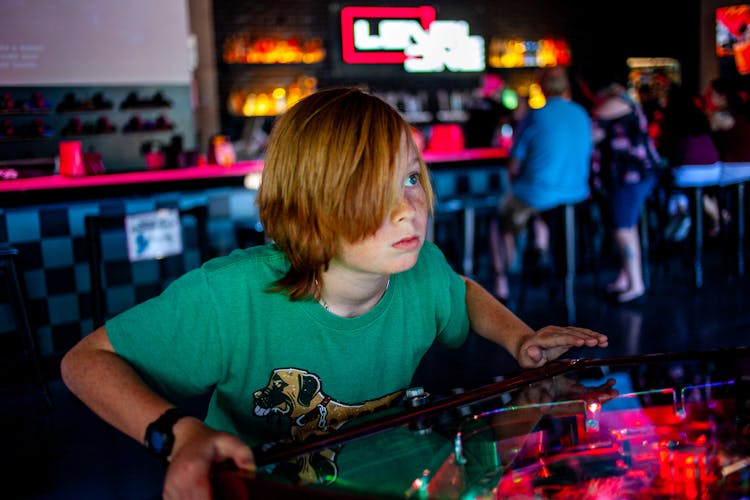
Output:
[0, 0, 191, 85]
[716, 4, 750, 56]
[716, 4, 750, 75]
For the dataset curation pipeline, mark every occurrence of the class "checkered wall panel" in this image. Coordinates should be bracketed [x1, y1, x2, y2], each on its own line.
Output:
[0, 186, 259, 358]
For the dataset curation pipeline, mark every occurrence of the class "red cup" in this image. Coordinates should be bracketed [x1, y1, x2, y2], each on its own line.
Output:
[427, 123, 465, 152]
[59, 140, 85, 177]
[145, 151, 165, 170]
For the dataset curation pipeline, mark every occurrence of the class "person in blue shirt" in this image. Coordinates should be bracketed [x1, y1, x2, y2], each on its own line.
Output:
[490, 66, 593, 301]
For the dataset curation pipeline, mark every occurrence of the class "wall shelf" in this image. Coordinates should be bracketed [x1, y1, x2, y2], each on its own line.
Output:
[0, 85, 194, 173]
[0, 109, 52, 116]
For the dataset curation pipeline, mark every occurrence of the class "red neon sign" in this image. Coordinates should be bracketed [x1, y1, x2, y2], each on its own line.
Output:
[340, 6, 437, 64]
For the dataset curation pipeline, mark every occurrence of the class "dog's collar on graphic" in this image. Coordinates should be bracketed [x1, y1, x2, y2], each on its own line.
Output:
[295, 396, 332, 429]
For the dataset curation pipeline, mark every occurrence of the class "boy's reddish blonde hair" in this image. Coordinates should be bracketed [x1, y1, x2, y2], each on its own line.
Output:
[257, 87, 434, 300]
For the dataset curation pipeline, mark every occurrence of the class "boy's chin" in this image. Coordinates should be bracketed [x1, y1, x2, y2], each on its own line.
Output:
[390, 254, 420, 274]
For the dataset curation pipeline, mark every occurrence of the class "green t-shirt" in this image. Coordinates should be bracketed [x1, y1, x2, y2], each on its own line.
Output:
[107, 240, 469, 446]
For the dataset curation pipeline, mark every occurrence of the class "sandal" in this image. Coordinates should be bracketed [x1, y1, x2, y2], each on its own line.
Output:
[605, 280, 629, 295]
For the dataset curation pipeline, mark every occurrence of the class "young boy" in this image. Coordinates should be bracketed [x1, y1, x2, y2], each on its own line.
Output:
[61, 87, 607, 498]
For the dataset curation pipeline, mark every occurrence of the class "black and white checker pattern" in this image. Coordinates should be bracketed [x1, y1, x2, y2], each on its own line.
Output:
[0, 186, 259, 358]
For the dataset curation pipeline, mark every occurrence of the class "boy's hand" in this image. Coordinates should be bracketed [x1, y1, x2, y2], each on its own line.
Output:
[514, 376, 619, 408]
[162, 418, 255, 500]
[516, 326, 608, 369]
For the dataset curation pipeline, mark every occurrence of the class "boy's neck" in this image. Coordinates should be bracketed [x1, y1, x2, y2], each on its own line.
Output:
[318, 271, 391, 318]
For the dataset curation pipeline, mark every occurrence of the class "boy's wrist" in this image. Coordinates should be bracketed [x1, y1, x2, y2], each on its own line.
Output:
[144, 407, 189, 463]
[169, 415, 209, 461]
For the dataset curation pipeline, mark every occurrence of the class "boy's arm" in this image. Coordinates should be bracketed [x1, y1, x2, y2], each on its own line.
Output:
[462, 277, 608, 368]
[61, 326, 181, 443]
[60, 326, 254, 496]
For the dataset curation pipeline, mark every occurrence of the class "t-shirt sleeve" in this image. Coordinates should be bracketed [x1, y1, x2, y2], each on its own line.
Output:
[105, 266, 224, 399]
[418, 241, 470, 349]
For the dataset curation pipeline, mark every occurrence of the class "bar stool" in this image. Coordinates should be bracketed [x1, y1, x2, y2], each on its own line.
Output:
[461, 166, 506, 279]
[516, 200, 595, 325]
[0, 246, 53, 416]
[427, 169, 468, 272]
[720, 162, 750, 279]
[673, 163, 721, 286]
[428, 166, 507, 278]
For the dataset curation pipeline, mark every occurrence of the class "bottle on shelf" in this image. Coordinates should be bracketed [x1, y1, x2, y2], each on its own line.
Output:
[209, 135, 236, 167]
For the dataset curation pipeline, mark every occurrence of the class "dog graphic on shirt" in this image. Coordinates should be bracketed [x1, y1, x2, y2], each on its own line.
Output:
[253, 367, 403, 441]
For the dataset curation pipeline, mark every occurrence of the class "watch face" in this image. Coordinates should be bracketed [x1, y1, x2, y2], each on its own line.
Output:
[145, 408, 185, 460]
[149, 430, 169, 453]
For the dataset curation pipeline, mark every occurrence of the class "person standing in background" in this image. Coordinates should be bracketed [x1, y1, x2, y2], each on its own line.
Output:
[658, 83, 720, 242]
[702, 77, 750, 236]
[660, 83, 721, 168]
[463, 73, 512, 148]
[590, 77, 662, 304]
[704, 77, 750, 162]
[489, 66, 593, 302]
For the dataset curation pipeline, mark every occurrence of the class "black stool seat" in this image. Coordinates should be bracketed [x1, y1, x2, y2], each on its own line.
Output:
[516, 200, 599, 325]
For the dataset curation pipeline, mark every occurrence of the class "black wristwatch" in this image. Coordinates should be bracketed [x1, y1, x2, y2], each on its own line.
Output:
[144, 407, 188, 463]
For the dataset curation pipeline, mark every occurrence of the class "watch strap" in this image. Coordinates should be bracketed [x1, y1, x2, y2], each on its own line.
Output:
[144, 407, 188, 463]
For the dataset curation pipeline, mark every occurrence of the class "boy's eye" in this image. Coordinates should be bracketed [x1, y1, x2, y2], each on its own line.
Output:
[404, 173, 420, 187]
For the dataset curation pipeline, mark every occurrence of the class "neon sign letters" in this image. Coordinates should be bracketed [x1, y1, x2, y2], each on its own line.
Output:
[340, 6, 485, 73]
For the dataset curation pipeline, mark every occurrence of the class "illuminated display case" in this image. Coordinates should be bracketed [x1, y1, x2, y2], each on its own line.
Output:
[487, 38, 571, 69]
[626, 57, 681, 111]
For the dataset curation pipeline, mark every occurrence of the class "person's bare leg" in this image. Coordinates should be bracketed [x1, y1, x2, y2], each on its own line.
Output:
[613, 226, 645, 302]
[489, 217, 511, 300]
[531, 217, 549, 252]
[703, 194, 721, 237]
[503, 231, 516, 266]
[606, 270, 629, 293]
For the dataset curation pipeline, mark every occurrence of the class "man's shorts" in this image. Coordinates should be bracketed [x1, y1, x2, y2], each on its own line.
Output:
[499, 194, 539, 234]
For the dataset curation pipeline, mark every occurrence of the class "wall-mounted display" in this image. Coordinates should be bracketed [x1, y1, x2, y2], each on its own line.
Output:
[0, 0, 191, 86]
[716, 4, 750, 56]
[716, 4, 750, 75]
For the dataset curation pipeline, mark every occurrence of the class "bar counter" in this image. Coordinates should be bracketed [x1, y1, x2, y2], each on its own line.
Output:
[0, 161, 263, 207]
[0, 161, 264, 193]
[0, 147, 507, 205]
[0, 147, 508, 360]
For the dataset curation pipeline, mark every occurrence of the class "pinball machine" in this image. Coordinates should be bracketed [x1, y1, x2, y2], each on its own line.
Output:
[212, 347, 750, 499]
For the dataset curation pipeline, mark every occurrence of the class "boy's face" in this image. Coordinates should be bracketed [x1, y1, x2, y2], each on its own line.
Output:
[335, 137, 428, 276]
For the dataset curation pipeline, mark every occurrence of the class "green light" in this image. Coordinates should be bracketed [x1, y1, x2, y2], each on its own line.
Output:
[501, 88, 518, 110]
